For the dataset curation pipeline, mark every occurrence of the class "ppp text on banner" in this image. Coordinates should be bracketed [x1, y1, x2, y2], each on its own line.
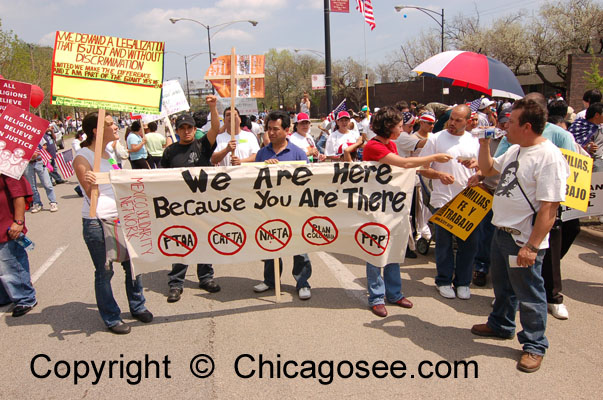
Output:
[50, 31, 164, 113]
[110, 162, 415, 267]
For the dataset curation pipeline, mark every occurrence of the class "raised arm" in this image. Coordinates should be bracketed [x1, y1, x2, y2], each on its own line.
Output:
[205, 95, 220, 145]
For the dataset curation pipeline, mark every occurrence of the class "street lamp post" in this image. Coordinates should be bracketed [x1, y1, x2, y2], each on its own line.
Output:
[294, 48, 325, 58]
[169, 18, 259, 94]
[394, 5, 445, 52]
[166, 51, 215, 105]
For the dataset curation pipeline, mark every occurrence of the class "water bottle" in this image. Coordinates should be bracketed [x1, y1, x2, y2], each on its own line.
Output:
[471, 127, 505, 139]
[14, 232, 35, 252]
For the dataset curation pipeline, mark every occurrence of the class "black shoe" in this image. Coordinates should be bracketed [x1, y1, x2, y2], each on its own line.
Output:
[199, 279, 221, 293]
[405, 248, 418, 259]
[473, 271, 487, 287]
[132, 310, 153, 323]
[108, 321, 131, 335]
[55, 180, 66, 185]
[12, 302, 37, 317]
[167, 288, 183, 303]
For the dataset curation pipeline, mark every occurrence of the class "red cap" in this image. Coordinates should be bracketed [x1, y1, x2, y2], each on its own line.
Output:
[336, 111, 350, 120]
[297, 112, 310, 122]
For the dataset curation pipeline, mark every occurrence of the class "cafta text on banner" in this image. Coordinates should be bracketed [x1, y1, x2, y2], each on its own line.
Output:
[51, 31, 164, 114]
[109, 163, 415, 268]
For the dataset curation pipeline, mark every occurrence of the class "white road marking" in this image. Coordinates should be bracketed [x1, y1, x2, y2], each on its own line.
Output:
[317, 252, 367, 305]
[1, 245, 69, 318]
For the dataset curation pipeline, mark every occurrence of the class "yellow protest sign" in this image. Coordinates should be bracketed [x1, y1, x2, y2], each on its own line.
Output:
[51, 31, 164, 114]
[560, 148, 592, 212]
[429, 186, 493, 240]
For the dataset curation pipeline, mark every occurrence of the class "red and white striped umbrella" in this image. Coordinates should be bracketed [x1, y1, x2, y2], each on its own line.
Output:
[413, 51, 524, 100]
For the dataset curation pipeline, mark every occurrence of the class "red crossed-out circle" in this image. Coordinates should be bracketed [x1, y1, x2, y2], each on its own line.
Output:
[255, 219, 292, 252]
[158, 225, 198, 257]
[302, 216, 338, 246]
[208, 222, 246, 256]
[355, 223, 390, 256]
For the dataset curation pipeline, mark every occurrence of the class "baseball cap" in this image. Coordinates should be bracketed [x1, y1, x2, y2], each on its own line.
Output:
[175, 114, 195, 129]
[336, 111, 351, 120]
[498, 106, 512, 123]
[419, 112, 436, 123]
[297, 112, 310, 122]
[402, 112, 416, 125]
[478, 98, 495, 110]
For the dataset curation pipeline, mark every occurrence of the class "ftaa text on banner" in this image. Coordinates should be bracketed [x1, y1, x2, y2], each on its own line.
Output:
[109, 163, 415, 268]
[50, 31, 164, 114]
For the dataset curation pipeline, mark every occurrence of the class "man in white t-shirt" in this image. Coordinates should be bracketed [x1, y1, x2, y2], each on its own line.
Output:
[419, 105, 480, 300]
[472, 98, 569, 374]
[210, 107, 260, 166]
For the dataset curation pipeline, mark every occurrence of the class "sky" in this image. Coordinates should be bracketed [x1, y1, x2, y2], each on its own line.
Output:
[0, 0, 546, 86]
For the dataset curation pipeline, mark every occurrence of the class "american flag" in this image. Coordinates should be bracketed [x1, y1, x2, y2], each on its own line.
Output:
[356, 0, 376, 30]
[568, 118, 599, 145]
[56, 149, 75, 178]
[327, 99, 347, 122]
[468, 98, 482, 113]
[39, 147, 54, 172]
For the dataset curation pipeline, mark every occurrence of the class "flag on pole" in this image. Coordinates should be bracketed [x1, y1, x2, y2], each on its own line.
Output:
[56, 149, 75, 179]
[468, 98, 483, 113]
[356, 0, 376, 30]
[39, 147, 54, 172]
[326, 99, 347, 122]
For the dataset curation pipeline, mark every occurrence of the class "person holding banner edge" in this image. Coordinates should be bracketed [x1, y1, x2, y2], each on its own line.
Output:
[160, 95, 220, 303]
[359, 106, 452, 317]
[73, 112, 153, 335]
[252, 111, 314, 300]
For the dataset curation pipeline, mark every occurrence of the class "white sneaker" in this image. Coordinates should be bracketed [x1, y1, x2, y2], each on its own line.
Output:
[548, 303, 569, 320]
[456, 286, 471, 300]
[50, 203, 58, 212]
[30, 204, 42, 213]
[437, 285, 456, 299]
[253, 282, 271, 293]
[298, 287, 311, 300]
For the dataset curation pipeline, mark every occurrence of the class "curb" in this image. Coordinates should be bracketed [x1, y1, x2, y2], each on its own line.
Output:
[579, 226, 603, 241]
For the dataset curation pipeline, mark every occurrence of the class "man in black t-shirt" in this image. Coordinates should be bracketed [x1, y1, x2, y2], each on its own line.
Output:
[161, 95, 220, 303]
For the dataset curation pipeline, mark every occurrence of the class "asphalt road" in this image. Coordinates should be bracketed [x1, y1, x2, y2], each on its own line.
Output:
[1, 135, 602, 399]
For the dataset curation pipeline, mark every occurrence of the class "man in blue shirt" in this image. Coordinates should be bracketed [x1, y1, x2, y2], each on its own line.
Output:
[253, 111, 313, 300]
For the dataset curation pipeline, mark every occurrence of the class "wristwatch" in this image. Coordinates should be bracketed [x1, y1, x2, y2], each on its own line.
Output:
[524, 242, 539, 253]
[13, 219, 24, 225]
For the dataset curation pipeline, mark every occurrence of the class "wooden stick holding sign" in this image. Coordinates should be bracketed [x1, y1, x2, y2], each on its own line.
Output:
[89, 109, 106, 217]
[163, 116, 176, 143]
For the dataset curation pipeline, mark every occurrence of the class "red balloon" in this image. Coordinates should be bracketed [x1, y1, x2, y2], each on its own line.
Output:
[30, 84, 44, 108]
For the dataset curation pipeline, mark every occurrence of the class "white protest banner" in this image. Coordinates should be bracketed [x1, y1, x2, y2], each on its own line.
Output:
[131, 80, 190, 124]
[110, 162, 415, 267]
[561, 171, 603, 221]
[216, 98, 258, 116]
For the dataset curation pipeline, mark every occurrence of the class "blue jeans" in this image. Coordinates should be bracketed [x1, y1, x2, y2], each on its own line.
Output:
[474, 210, 495, 274]
[168, 263, 214, 289]
[82, 218, 147, 328]
[24, 161, 56, 206]
[263, 254, 311, 290]
[0, 241, 36, 307]
[487, 229, 549, 356]
[366, 262, 403, 306]
[316, 135, 327, 154]
[434, 216, 479, 287]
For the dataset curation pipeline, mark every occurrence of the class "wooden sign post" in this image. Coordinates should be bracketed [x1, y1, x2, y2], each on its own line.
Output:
[89, 108, 106, 218]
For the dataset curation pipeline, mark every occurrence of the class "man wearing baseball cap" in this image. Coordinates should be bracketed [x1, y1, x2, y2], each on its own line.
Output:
[160, 95, 221, 303]
[477, 98, 496, 128]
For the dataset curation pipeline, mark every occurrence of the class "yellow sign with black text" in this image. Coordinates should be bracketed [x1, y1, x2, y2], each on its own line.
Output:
[560, 149, 592, 212]
[429, 186, 493, 240]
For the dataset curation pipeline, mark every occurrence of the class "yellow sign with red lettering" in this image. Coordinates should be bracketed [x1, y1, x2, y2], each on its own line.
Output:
[560, 148, 592, 212]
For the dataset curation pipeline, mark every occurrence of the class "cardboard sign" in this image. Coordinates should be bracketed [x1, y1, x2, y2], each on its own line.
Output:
[216, 98, 258, 116]
[429, 186, 493, 240]
[561, 171, 603, 221]
[51, 31, 164, 114]
[131, 80, 190, 124]
[312, 74, 326, 90]
[560, 148, 592, 212]
[0, 79, 31, 114]
[0, 104, 48, 179]
[205, 55, 264, 98]
[110, 162, 415, 267]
